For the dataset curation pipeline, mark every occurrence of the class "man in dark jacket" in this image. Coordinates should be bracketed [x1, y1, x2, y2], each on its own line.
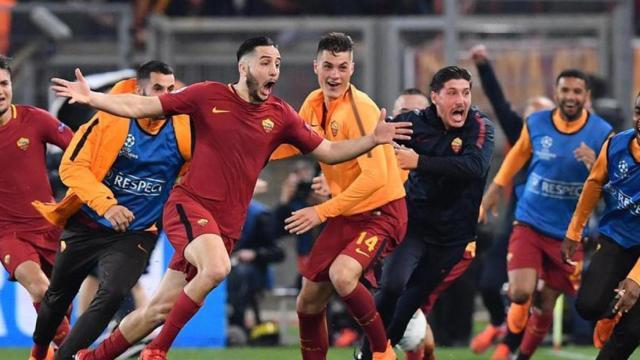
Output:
[359, 65, 495, 359]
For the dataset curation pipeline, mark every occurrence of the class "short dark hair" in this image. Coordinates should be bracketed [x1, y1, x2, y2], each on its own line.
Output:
[136, 60, 173, 81]
[430, 66, 472, 93]
[317, 32, 354, 56]
[401, 88, 426, 96]
[237, 36, 277, 62]
[556, 69, 590, 90]
[0, 55, 12, 76]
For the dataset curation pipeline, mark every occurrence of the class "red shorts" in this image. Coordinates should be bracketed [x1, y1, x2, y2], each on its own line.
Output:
[507, 224, 583, 296]
[421, 249, 474, 315]
[164, 188, 235, 281]
[0, 227, 61, 280]
[303, 198, 407, 283]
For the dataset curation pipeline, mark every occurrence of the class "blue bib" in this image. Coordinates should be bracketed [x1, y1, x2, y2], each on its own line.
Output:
[82, 119, 183, 230]
[600, 130, 640, 248]
[516, 110, 611, 239]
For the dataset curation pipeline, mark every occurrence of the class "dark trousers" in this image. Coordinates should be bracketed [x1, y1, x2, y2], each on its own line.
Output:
[360, 226, 467, 359]
[575, 236, 640, 360]
[33, 226, 156, 360]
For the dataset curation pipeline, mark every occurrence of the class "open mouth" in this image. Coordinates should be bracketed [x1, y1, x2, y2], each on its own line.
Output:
[326, 81, 341, 91]
[261, 80, 276, 97]
[451, 109, 465, 122]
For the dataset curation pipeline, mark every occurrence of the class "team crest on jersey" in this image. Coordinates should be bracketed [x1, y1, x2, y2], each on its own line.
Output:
[3, 254, 9, 265]
[262, 119, 274, 133]
[16, 137, 29, 151]
[451, 137, 462, 154]
[197, 218, 209, 226]
[330, 120, 339, 137]
[617, 160, 629, 178]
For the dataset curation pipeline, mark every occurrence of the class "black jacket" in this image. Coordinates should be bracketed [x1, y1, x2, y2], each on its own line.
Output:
[394, 105, 495, 246]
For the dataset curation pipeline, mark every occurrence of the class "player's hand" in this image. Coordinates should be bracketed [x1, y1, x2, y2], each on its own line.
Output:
[561, 237, 580, 266]
[613, 278, 640, 314]
[104, 205, 135, 232]
[284, 207, 322, 235]
[469, 44, 488, 64]
[311, 174, 331, 197]
[574, 142, 596, 170]
[479, 182, 502, 224]
[373, 108, 413, 144]
[51, 68, 92, 105]
[395, 145, 419, 170]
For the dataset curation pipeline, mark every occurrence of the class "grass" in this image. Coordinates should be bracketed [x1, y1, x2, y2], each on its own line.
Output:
[3, 345, 603, 360]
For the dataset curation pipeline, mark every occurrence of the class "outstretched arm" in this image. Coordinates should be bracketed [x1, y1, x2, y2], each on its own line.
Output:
[51, 68, 164, 119]
[311, 109, 412, 164]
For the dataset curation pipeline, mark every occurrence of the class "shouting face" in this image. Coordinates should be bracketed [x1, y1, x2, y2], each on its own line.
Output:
[241, 45, 281, 103]
[431, 78, 471, 129]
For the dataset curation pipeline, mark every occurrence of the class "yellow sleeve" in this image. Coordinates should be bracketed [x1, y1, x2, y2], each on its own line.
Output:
[59, 117, 117, 216]
[270, 101, 314, 160]
[565, 140, 609, 242]
[627, 258, 640, 286]
[314, 102, 387, 221]
[494, 125, 533, 186]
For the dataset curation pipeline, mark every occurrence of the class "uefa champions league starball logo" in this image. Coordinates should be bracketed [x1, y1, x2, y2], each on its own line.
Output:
[541, 136, 553, 149]
[125, 134, 136, 148]
[618, 160, 629, 177]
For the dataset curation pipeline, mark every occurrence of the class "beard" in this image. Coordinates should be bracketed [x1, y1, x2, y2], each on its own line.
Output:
[246, 70, 264, 104]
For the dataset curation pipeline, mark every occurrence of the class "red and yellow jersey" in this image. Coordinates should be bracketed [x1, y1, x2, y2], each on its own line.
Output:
[272, 85, 405, 221]
[0, 104, 73, 233]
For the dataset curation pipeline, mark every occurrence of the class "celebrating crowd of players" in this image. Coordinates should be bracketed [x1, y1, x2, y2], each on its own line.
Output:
[1, 31, 639, 360]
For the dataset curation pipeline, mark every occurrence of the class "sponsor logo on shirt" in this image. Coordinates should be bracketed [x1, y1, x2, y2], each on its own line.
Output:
[603, 185, 640, 216]
[451, 137, 462, 154]
[197, 218, 209, 226]
[106, 171, 165, 197]
[262, 118, 274, 133]
[534, 136, 557, 161]
[330, 120, 339, 137]
[211, 107, 230, 114]
[16, 137, 29, 151]
[527, 172, 583, 199]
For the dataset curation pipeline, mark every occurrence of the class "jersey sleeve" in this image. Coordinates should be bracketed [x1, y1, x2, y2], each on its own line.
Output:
[314, 101, 388, 220]
[281, 103, 323, 154]
[59, 117, 117, 215]
[36, 108, 73, 150]
[159, 82, 208, 117]
[565, 140, 609, 242]
[493, 123, 533, 186]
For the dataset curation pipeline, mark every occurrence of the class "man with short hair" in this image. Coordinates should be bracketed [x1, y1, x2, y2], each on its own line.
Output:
[272, 32, 407, 360]
[30, 60, 192, 360]
[360, 66, 495, 360]
[481, 69, 612, 360]
[57, 36, 411, 360]
[0, 55, 74, 360]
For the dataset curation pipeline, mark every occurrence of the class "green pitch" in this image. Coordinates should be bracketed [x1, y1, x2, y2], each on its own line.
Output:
[0, 346, 602, 359]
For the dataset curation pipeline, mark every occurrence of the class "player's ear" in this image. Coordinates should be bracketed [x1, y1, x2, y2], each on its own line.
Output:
[238, 61, 247, 77]
[313, 59, 318, 76]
